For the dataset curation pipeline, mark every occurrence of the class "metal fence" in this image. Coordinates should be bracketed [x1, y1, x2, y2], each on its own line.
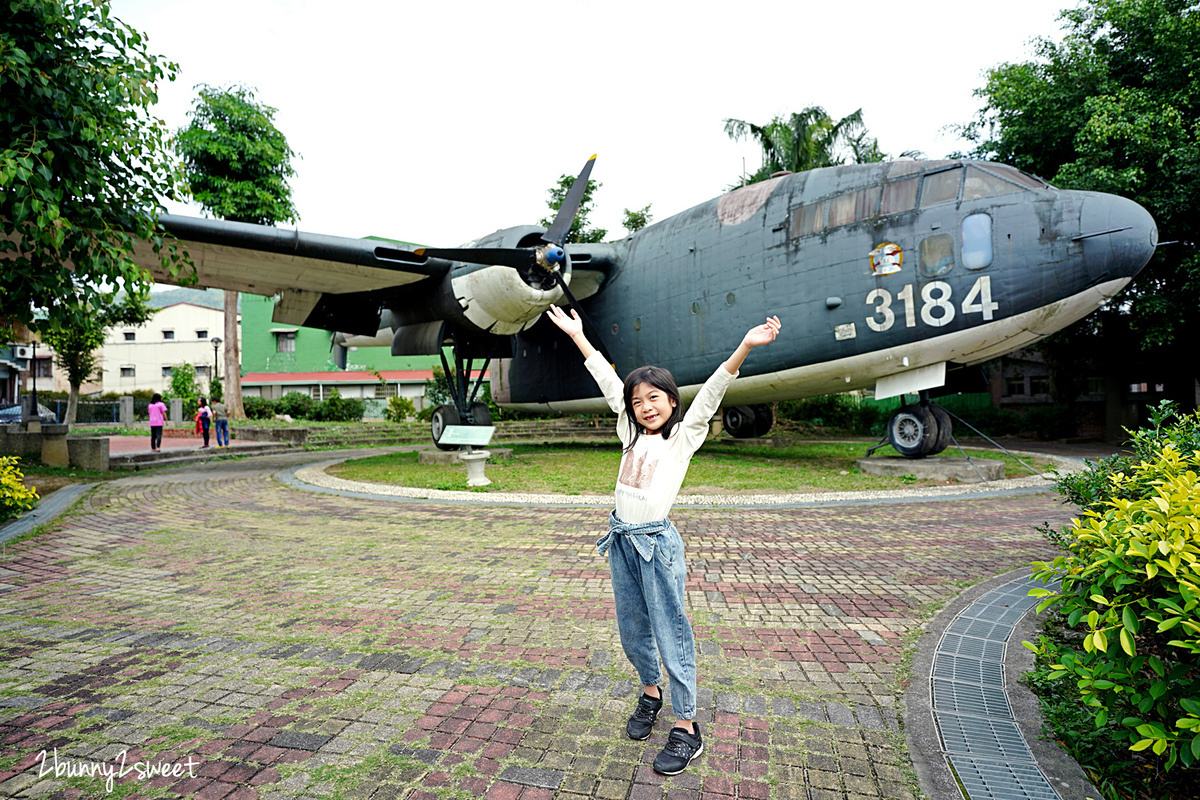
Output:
[49, 399, 121, 424]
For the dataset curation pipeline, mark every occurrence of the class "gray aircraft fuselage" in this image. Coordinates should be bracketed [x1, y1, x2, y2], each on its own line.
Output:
[488, 160, 1155, 411]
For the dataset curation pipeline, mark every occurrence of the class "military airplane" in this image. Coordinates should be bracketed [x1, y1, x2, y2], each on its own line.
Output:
[137, 155, 1157, 457]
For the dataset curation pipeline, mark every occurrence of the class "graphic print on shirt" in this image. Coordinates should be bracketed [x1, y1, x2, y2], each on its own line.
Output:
[618, 450, 658, 490]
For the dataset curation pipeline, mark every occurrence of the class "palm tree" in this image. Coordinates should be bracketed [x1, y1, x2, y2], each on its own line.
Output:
[724, 106, 881, 186]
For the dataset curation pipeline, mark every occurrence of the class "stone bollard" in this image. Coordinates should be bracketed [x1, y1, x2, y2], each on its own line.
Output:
[170, 398, 183, 426]
[40, 424, 70, 468]
[119, 396, 134, 427]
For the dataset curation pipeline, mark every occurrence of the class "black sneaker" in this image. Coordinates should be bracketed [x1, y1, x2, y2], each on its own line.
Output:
[653, 723, 704, 775]
[625, 692, 662, 740]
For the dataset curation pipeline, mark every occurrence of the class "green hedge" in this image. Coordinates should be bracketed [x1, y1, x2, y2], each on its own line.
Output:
[1029, 402, 1200, 778]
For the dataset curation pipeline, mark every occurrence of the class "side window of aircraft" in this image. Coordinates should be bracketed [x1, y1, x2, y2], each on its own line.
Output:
[828, 186, 880, 228]
[880, 177, 918, 215]
[962, 213, 993, 269]
[789, 200, 825, 238]
[985, 163, 1051, 189]
[963, 166, 1024, 201]
[919, 234, 955, 277]
[920, 167, 961, 207]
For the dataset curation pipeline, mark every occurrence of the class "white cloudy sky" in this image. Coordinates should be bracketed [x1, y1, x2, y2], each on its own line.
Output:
[112, 0, 1069, 246]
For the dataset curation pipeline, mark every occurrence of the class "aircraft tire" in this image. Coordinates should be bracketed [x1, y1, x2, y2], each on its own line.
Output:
[928, 405, 953, 455]
[431, 404, 462, 450]
[751, 404, 775, 438]
[722, 405, 757, 438]
[886, 405, 938, 458]
[468, 401, 493, 427]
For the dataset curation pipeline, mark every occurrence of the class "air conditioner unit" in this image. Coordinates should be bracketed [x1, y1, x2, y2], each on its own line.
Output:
[15, 346, 30, 358]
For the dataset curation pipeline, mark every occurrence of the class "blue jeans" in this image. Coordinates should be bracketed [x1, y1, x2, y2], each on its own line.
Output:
[602, 513, 697, 720]
[215, 419, 229, 447]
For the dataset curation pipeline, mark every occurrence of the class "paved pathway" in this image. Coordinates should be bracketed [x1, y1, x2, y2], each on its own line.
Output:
[0, 455, 1076, 800]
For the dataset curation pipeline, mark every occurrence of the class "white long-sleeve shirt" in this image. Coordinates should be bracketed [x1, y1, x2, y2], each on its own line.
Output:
[584, 352, 737, 523]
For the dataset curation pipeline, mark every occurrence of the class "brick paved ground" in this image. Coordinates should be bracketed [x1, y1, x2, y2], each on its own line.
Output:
[0, 457, 1072, 799]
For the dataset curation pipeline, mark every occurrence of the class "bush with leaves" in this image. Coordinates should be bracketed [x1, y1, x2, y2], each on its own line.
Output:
[384, 396, 416, 422]
[164, 363, 200, 402]
[1, 457, 39, 522]
[314, 389, 363, 422]
[1029, 402, 1200, 774]
[275, 392, 316, 419]
[242, 397, 276, 420]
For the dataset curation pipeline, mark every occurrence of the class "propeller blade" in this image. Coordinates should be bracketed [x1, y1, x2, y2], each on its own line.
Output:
[550, 269, 613, 365]
[542, 154, 597, 246]
[412, 247, 535, 270]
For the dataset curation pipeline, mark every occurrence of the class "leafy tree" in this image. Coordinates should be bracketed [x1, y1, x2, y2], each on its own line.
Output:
[165, 361, 201, 402]
[539, 175, 605, 243]
[960, 0, 1200, 407]
[622, 205, 653, 234]
[35, 288, 155, 425]
[1, 0, 190, 329]
[174, 84, 299, 421]
[724, 107, 891, 186]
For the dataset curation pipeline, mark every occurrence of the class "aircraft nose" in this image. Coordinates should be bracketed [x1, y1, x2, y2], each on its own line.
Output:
[1078, 193, 1158, 282]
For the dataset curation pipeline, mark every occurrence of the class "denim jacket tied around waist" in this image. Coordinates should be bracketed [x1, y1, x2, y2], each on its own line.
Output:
[596, 510, 674, 563]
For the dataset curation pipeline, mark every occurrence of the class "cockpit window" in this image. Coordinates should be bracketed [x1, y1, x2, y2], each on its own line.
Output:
[880, 177, 918, 215]
[828, 186, 880, 227]
[963, 166, 1024, 200]
[983, 163, 1052, 189]
[789, 200, 825, 238]
[921, 167, 961, 207]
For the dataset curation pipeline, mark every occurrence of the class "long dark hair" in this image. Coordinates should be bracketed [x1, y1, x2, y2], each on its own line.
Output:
[151, 393, 162, 403]
[622, 366, 684, 452]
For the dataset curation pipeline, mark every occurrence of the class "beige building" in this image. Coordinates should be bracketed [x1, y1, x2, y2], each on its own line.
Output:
[100, 301, 240, 395]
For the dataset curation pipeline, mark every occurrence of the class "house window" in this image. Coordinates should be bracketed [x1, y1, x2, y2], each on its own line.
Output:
[1005, 378, 1026, 396]
[1029, 376, 1051, 396]
[162, 330, 175, 340]
[196, 329, 207, 340]
[123, 331, 136, 341]
[162, 366, 174, 378]
[196, 365, 210, 379]
[34, 359, 52, 378]
[120, 366, 135, 378]
[374, 383, 398, 399]
[276, 331, 296, 353]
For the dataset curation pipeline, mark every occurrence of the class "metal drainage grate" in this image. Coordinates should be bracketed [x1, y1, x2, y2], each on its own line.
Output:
[933, 653, 1005, 687]
[948, 755, 1061, 800]
[931, 575, 1063, 800]
[932, 678, 1012, 719]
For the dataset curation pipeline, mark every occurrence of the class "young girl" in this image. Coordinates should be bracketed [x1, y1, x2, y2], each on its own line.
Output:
[546, 304, 781, 775]
[148, 393, 167, 453]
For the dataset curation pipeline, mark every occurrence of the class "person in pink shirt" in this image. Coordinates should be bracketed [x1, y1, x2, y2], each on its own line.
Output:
[148, 393, 167, 452]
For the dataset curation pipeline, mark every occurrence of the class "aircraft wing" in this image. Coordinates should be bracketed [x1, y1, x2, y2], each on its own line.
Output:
[133, 214, 451, 334]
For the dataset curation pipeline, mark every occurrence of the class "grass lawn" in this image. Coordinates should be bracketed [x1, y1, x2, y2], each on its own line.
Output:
[328, 440, 1055, 494]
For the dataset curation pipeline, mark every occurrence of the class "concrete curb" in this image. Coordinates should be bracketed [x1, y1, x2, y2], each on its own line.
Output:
[0, 483, 95, 545]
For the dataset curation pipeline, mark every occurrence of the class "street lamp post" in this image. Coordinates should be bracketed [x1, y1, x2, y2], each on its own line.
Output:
[211, 337, 222, 388]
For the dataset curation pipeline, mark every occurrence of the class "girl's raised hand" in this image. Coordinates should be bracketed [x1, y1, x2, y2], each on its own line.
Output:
[546, 304, 584, 337]
[742, 316, 782, 348]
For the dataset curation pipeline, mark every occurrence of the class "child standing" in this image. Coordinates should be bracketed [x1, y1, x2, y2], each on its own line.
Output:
[546, 304, 781, 775]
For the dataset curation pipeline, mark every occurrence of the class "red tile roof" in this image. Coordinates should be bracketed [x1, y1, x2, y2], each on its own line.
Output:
[241, 370, 486, 384]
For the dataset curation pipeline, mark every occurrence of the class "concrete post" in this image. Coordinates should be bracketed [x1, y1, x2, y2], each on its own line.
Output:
[40, 424, 70, 468]
[170, 398, 183, 426]
[119, 396, 134, 427]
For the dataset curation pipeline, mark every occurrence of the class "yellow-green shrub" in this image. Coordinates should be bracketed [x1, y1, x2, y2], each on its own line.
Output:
[1031, 444, 1200, 769]
[384, 396, 416, 422]
[0, 456, 38, 522]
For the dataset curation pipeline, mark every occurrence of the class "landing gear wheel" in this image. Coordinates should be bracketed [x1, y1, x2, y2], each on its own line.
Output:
[723, 405, 756, 439]
[468, 401, 493, 427]
[886, 405, 938, 458]
[927, 405, 952, 456]
[751, 404, 775, 438]
[431, 404, 461, 450]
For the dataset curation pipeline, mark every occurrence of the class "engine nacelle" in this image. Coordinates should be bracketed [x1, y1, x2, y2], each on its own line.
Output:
[446, 226, 572, 335]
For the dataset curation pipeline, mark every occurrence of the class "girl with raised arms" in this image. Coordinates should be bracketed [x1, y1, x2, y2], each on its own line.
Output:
[545, 304, 781, 775]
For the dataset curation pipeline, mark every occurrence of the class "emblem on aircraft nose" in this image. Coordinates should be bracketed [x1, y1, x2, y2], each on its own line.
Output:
[869, 242, 903, 276]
